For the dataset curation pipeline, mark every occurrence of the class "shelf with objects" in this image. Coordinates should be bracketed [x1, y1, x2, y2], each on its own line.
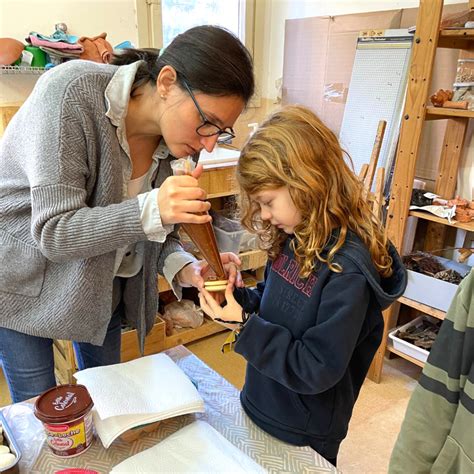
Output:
[368, 0, 474, 382]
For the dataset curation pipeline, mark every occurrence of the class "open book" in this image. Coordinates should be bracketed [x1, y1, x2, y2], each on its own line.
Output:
[74, 353, 205, 448]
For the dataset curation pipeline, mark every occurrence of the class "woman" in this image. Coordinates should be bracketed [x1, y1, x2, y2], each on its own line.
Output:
[0, 25, 254, 402]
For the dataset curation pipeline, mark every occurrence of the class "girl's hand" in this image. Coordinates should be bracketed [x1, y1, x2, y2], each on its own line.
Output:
[199, 283, 243, 331]
[176, 252, 244, 291]
[159, 164, 212, 225]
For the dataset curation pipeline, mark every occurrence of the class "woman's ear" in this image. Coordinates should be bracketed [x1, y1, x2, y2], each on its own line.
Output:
[156, 65, 179, 98]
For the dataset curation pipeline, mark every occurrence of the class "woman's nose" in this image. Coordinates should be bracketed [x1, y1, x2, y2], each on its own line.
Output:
[200, 135, 219, 153]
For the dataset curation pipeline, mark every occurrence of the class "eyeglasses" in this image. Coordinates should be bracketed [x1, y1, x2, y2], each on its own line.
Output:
[181, 79, 236, 144]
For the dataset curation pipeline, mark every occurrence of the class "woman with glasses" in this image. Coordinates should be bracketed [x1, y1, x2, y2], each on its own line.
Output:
[0, 25, 254, 402]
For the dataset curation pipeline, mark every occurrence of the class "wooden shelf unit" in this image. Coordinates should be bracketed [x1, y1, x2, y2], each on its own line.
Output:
[409, 210, 474, 232]
[397, 296, 446, 320]
[367, 0, 474, 382]
[425, 106, 474, 120]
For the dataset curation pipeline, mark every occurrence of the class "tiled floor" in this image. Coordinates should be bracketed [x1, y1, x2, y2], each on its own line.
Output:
[1, 332, 421, 473]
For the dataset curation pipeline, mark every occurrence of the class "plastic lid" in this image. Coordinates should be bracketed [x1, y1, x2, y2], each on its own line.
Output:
[55, 470, 99, 474]
[34, 384, 93, 423]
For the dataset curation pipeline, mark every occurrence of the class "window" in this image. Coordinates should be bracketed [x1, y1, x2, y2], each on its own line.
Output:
[161, 0, 244, 47]
[136, 0, 260, 106]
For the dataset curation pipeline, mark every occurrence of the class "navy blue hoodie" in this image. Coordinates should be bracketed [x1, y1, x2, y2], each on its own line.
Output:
[234, 231, 407, 459]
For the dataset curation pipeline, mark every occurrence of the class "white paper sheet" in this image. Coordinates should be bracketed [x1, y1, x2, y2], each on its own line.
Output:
[74, 354, 205, 448]
[111, 420, 267, 473]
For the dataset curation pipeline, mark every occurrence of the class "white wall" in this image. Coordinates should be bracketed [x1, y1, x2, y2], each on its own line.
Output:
[0, 0, 138, 46]
[262, 0, 465, 100]
[0, 0, 138, 104]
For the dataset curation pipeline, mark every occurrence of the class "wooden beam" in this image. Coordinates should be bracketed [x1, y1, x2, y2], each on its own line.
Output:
[424, 117, 469, 251]
[385, 0, 443, 252]
[367, 302, 401, 383]
[369, 0, 444, 384]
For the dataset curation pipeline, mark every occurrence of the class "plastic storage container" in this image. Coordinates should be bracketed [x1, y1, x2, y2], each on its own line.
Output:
[0, 411, 21, 473]
[454, 58, 474, 86]
[210, 210, 258, 254]
[388, 316, 434, 363]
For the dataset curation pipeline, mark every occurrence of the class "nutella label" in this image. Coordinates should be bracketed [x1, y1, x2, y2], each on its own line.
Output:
[43, 412, 93, 457]
[53, 392, 77, 411]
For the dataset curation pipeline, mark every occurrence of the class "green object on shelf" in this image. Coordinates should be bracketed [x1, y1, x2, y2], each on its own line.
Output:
[24, 46, 47, 67]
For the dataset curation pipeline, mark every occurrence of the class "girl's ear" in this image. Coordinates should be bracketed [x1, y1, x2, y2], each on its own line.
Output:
[156, 65, 179, 97]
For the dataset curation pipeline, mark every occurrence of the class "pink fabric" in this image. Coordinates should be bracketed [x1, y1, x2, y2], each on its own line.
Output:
[28, 35, 84, 51]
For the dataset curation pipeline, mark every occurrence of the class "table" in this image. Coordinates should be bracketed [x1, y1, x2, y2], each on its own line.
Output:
[2, 346, 337, 473]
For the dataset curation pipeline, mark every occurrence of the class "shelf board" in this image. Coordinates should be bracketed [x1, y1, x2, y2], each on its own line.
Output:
[163, 316, 226, 350]
[207, 190, 240, 199]
[425, 106, 474, 120]
[439, 28, 474, 39]
[387, 343, 425, 368]
[438, 28, 474, 49]
[409, 210, 474, 232]
[0, 65, 46, 75]
[398, 296, 446, 320]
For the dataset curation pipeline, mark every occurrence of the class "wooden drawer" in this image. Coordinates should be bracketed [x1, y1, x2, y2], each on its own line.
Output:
[121, 316, 166, 362]
[199, 166, 238, 198]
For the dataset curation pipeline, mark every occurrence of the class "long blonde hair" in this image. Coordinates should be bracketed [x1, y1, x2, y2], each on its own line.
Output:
[237, 105, 393, 278]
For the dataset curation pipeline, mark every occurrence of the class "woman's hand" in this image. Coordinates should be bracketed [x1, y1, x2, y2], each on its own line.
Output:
[159, 164, 212, 225]
[176, 252, 244, 291]
[199, 283, 243, 331]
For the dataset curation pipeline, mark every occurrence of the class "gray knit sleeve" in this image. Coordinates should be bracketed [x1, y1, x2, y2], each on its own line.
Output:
[25, 65, 147, 261]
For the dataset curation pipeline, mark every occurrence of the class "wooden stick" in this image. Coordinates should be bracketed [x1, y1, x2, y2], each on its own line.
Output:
[372, 167, 386, 219]
[359, 163, 369, 181]
[365, 120, 387, 191]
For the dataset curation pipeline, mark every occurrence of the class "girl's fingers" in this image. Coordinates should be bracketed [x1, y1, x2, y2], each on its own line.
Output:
[225, 283, 235, 301]
[198, 293, 213, 316]
[201, 289, 221, 312]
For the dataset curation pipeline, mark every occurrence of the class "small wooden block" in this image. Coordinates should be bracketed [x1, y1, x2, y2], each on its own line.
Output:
[204, 279, 228, 292]
[118, 421, 161, 442]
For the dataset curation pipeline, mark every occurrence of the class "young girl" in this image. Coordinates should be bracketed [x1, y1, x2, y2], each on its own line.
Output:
[199, 105, 407, 466]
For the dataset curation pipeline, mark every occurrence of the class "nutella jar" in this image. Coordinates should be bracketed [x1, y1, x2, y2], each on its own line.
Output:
[34, 384, 94, 457]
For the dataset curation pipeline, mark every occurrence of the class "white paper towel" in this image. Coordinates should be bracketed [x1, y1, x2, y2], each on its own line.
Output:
[74, 354, 205, 448]
[111, 420, 267, 473]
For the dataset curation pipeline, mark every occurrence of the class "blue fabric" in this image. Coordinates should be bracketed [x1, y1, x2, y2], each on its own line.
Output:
[0, 302, 122, 403]
[29, 30, 78, 44]
[233, 230, 407, 460]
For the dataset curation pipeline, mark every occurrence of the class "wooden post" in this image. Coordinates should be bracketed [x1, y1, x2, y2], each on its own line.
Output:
[367, 0, 444, 383]
[424, 117, 469, 251]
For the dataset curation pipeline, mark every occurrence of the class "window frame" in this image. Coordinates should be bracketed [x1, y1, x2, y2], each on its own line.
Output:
[135, 0, 262, 107]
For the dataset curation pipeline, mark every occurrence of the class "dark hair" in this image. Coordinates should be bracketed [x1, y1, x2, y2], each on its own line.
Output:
[112, 25, 254, 104]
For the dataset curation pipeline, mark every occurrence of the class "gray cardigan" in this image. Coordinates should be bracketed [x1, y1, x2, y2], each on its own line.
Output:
[0, 60, 192, 348]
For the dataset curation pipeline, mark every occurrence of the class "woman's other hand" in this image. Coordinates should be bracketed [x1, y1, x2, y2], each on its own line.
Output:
[158, 164, 212, 225]
[176, 252, 244, 290]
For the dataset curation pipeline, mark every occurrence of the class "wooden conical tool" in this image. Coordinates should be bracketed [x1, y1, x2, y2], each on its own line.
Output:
[181, 219, 227, 280]
[171, 157, 227, 286]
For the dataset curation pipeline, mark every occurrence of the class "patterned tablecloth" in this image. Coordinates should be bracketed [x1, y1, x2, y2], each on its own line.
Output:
[3, 345, 337, 473]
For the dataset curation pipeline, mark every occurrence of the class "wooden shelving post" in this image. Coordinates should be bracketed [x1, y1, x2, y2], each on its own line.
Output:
[368, 0, 444, 382]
